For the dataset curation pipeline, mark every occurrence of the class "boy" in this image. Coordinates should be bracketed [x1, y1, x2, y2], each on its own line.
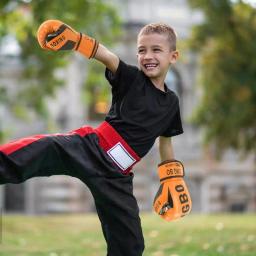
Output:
[0, 20, 191, 256]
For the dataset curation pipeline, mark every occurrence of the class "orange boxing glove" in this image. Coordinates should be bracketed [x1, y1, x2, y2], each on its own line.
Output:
[37, 20, 99, 59]
[153, 160, 192, 221]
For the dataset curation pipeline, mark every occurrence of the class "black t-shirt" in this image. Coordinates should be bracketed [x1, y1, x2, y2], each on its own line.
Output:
[105, 60, 183, 158]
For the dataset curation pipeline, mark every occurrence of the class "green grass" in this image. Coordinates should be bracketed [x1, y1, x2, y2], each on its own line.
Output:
[0, 213, 255, 255]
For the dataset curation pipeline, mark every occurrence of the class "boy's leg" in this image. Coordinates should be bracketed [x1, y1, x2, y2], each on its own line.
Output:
[0, 127, 99, 184]
[89, 173, 145, 256]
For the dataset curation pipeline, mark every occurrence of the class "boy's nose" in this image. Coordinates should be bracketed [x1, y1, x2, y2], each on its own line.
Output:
[144, 51, 153, 59]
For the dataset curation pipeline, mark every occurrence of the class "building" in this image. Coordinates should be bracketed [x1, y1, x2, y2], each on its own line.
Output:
[0, 0, 255, 214]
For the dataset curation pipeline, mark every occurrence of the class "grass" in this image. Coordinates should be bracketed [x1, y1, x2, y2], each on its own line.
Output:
[0, 213, 255, 255]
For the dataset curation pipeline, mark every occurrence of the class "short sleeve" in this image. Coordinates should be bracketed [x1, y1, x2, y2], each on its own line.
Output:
[161, 107, 184, 137]
[105, 60, 139, 99]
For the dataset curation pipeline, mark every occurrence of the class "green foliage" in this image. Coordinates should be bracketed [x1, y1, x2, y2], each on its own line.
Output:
[1, 214, 256, 255]
[0, 0, 120, 121]
[84, 61, 110, 105]
[188, 0, 256, 156]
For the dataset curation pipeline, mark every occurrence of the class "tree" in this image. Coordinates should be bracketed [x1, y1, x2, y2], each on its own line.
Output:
[0, 0, 120, 137]
[188, 0, 256, 157]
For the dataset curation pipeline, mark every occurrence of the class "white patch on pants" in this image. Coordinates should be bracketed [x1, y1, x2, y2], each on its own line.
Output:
[107, 142, 136, 171]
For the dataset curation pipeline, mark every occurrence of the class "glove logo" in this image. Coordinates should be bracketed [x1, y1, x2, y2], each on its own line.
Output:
[175, 184, 190, 214]
[49, 35, 66, 48]
[166, 167, 182, 177]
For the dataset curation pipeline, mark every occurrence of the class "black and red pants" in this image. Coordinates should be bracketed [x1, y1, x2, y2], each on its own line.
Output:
[0, 121, 144, 256]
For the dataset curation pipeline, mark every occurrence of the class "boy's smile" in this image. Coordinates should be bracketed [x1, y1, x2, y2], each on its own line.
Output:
[137, 33, 178, 90]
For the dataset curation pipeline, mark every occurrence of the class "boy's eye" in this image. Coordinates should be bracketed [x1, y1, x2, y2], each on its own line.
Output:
[153, 48, 161, 52]
[138, 49, 145, 54]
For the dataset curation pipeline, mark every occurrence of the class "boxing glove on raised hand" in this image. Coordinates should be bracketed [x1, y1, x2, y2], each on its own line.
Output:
[37, 20, 99, 59]
[153, 160, 192, 221]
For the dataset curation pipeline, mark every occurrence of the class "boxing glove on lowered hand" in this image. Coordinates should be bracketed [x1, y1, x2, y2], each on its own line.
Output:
[153, 160, 192, 221]
[37, 20, 99, 59]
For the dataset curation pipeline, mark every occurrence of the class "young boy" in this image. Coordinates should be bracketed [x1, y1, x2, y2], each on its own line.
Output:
[0, 20, 191, 256]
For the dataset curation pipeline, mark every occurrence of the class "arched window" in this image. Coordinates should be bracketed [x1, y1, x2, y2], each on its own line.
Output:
[165, 68, 183, 102]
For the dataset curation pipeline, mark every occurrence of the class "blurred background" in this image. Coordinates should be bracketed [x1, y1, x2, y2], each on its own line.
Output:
[0, 0, 255, 216]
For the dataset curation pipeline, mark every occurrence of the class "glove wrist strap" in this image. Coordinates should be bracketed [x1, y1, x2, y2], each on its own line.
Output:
[77, 33, 99, 59]
[158, 160, 184, 182]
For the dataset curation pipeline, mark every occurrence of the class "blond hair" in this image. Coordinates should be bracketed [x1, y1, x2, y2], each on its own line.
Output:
[138, 23, 177, 50]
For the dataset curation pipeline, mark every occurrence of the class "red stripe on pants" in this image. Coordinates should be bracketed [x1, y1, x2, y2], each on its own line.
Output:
[0, 126, 94, 155]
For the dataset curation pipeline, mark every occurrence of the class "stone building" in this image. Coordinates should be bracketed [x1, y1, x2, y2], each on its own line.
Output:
[0, 0, 255, 214]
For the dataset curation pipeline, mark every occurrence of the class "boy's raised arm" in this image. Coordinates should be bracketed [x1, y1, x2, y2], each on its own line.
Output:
[37, 19, 119, 73]
[94, 44, 119, 74]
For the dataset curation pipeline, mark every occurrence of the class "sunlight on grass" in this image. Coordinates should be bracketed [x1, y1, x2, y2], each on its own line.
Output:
[0, 213, 255, 255]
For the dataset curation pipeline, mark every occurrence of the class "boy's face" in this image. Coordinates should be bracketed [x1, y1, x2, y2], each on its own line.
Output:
[137, 33, 178, 83]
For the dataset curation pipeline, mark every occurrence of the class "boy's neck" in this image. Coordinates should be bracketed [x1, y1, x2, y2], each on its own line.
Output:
[150, 77, 166, 92]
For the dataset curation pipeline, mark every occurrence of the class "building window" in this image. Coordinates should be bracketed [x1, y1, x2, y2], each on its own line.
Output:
[165, 68, 182, 100]
[88, 88, 110, 121]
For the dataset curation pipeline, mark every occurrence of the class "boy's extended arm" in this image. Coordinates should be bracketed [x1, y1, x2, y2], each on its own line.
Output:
[37, 19, 119, 73]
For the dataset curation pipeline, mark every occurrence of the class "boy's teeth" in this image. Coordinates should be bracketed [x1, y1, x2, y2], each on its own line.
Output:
[145, 64, 157, 68]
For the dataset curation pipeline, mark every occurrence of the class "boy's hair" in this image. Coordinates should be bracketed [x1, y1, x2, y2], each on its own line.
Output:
[138, 23, 177, 51]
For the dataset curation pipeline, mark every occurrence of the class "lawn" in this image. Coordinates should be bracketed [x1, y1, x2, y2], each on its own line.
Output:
[0, 213, 255, 256]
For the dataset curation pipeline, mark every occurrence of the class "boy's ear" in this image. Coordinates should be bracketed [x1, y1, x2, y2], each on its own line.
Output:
[169, 50, 179, 64]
